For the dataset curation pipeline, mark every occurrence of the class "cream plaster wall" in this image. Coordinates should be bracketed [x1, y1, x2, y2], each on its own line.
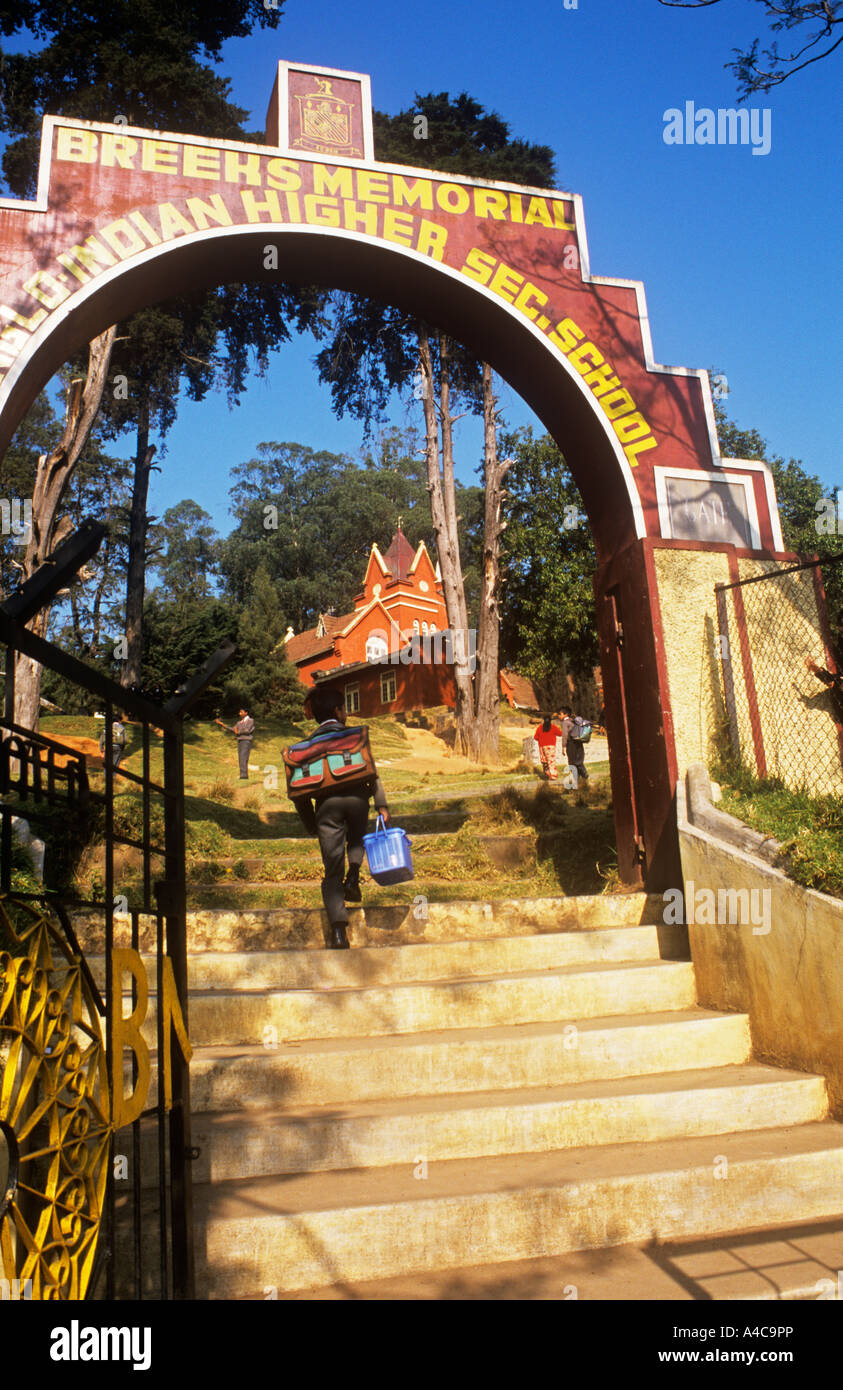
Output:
[653, 548, 842, 795]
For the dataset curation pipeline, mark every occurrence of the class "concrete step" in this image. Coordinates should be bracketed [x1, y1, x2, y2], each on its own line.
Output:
[91, 924, 686, 995]
[254, 1215, 843, 1300]
[182, 1008, 752, 1110]
[167, 960, 698, 1046]
[172, 1064, 826, 1184]
[190, 1121, 843, 1295]
[74, 892, 667, 954]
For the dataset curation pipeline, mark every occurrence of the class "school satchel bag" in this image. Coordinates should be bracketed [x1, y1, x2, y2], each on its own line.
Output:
[282, 725, 378, 800]
[567, 717, 592, 744]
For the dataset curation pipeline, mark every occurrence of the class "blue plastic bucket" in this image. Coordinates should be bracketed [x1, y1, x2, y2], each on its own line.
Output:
[363, 815, 414, 885]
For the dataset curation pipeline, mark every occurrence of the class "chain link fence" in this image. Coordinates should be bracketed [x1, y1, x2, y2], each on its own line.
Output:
[711, 556, 843, 797]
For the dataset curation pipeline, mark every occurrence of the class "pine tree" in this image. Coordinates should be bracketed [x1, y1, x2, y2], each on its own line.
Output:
[225, 565, 303, 721]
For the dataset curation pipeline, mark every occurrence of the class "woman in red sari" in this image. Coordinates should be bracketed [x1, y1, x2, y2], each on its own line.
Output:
[534, 714, 563, 780]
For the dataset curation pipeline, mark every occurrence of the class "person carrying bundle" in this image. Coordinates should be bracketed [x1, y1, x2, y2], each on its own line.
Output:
[558, 705, 592, 788]
[533, 714, 563, 780]
[283, 686, 391, 950]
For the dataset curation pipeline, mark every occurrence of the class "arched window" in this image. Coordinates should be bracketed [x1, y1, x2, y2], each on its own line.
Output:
[430, 623, 437, 634]
[413, 620, 420, 635]
[422, 622, 429, 635]
[366, 634, 388, 662]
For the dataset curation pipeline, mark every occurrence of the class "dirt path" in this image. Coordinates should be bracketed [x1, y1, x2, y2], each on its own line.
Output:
[387, 725, 519, 776]
[385, 724, 609, 777]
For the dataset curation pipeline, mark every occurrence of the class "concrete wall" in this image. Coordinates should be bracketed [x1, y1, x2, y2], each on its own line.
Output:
[733, 558, 843, 795]
[653, 545, 842, 796]
[653, 546, 731, 777]
[678, 766, 843, 1117]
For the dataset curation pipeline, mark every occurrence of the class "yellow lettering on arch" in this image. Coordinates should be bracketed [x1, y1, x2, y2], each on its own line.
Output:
[160, 956, 193, 1112]
[266, 157, 301, 192]
[460, 247, 496, 285]
[357, 171, 390, 203]
[241, 189, 284, 223]
[343, 199, 379, 236]
[392, 176, 433, 211]
[183, 145, 221, 181]
[109, 949, 150, 1130]
[436, 183, 470, 216]
[525, 197, 553, 227]
[473, 189, 508, 220]
[224, 150, 262, 186]
[568, 341, 604, 374]
[157, 202, 194, 240]
[141, 139, 178, 174]
[549, 317, 585, 353]
[383, 208, 415, 246]
[489, 262, 524, 303]
[514, 282, 549, 320]
[416, 219, 447, 260]
[304, 195, 341, 227]
[624, 435, 658, 466]
[314, 165, 353, 198]
[101, 134, 138, 169]
[56, 128, 98, 163]
[186, 195, 232, 230]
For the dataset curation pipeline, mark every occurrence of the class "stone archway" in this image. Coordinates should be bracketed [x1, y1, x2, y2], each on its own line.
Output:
[0, 60, 792, 887]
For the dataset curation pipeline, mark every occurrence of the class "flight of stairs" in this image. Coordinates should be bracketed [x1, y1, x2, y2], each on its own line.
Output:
[133, 895, 843, 1299]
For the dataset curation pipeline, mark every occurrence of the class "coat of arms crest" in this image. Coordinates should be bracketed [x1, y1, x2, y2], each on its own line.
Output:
[292, 78, 357, 155]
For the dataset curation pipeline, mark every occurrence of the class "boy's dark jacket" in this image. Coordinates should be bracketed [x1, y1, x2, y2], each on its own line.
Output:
[294, 719, 388, 835]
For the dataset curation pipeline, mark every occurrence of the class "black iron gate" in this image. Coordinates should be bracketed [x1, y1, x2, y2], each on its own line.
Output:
[0, 522, 233, 1299]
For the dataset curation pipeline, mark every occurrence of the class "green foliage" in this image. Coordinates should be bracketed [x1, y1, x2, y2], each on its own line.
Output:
[48, 443, 133, 655]
[314, 91, 558, 430]
[715, 758, 843, 898]
[0, 389, 133, 712]
[219, 433, 482, 629]
[714, 396, 842, 642]
[223, 564, 304, 721]
[95, 283, 325, 452]
[0, 392, 58, 596]
[0, 1, 285, 196]
[500, 427, 598, 681]
[149, 499, 220, 602]
[185, 819, 227, 858]
[112, 795, 165, 846]
[373, 91, 556, 192]
[141, 593, 239, 710]
[656, 0, 843, 98]
[0, 0, 326, 697]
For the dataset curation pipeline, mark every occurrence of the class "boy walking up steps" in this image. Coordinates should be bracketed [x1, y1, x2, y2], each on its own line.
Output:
[288, 686, 391, 950]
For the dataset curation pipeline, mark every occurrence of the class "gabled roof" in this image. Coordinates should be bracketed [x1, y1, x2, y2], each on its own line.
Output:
[408, 539, 437, 578]
[285, 630, 335, 664]
[369, 542, 390, 575]
[500, 668, 542, 710]
[286, 609, 357, 665]
[381, 527, 417, 582]
[287, 600, 402, 665]
[335, 596, 401, 639]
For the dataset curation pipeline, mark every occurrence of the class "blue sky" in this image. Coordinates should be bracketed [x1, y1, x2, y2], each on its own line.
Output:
[9, 0, 843, 534]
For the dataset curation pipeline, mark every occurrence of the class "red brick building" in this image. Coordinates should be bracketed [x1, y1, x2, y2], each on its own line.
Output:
[500, 669, 541, 713]
[284, 528, 457, 716]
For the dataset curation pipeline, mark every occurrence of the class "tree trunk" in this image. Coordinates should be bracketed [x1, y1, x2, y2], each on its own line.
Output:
[474, 362, 512, 764]
[417, 328, 477, 758]
[123, 394, 155, 689]
[12, 327, 116, 731]
[438, 333, 465, 613]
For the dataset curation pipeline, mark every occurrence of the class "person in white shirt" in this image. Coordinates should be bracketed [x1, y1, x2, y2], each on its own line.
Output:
[216, 708, 255, 778]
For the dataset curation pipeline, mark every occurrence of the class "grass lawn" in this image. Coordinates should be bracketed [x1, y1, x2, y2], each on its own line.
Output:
[29, 713, 618, 908]
[714, 759, 843, 899]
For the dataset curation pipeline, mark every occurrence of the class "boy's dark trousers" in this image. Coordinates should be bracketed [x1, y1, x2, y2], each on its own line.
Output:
[314, 791, 369, 925]
[237, 736, 253, 778]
